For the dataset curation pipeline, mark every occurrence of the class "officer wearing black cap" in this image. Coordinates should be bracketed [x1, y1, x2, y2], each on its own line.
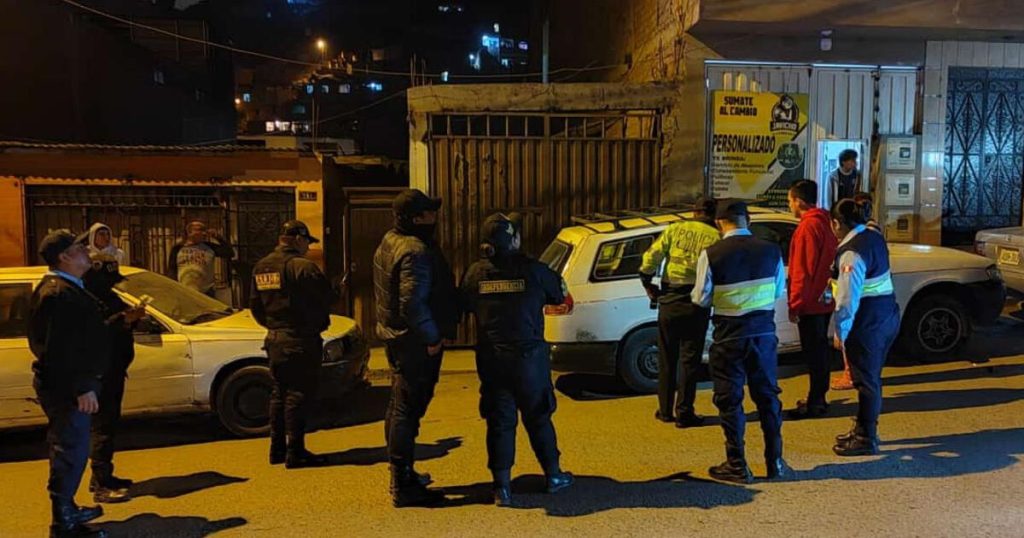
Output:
[691, 199, 791, 484]
[250, 220, 337, 469]
[29, 230, 109, 538]
[83, 253, 146, 504]
[373, 188, 458, 507]
[460, 213, 574, 507]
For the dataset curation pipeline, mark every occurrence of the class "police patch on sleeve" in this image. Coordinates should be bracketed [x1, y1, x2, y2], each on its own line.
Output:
[479, 279, 526, 294]
[255, 272, 283, 291]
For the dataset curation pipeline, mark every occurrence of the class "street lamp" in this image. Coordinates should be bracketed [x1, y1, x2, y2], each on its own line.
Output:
[316, 38, 327, 64]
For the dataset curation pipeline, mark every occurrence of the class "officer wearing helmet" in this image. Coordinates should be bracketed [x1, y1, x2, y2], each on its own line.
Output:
[460, 212, 574, 507]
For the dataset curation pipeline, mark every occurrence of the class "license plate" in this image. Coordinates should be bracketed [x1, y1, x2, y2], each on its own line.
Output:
[998, 247, 1021, 266]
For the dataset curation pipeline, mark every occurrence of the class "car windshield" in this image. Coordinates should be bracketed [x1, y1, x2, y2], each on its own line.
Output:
[116, 271, 233, 325]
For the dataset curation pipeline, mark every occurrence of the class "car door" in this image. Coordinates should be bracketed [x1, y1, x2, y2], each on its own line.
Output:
[0, 281, 45, 425]
[748, 219, 801, 349]
[120, 309, 195, 412]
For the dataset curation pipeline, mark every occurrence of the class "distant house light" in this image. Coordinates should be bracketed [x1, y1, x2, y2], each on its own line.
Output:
[469, 53, 475, 61]
[366, 81, 383, 92]
[242, 92, 252, 102]
[441, 71, 450, 82]
[493, 23, 500, 33]
[518, 41, 528, 51]
[338, 84, 351, 94]
[321, 84, 330, 94]
[265, 121, 275, 132]
[306, 84, 314, 94]
[500, 58, 510, 67]
[481, 34, 490, 46]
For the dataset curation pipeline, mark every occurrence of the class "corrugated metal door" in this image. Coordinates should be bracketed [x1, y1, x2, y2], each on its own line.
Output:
[427, 112, 662, 343]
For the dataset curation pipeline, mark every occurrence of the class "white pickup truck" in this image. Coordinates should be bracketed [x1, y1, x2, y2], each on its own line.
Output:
[542, 207, 1006, 393]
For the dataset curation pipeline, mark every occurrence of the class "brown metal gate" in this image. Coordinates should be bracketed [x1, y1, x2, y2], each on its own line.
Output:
[427, 111, 663, 342]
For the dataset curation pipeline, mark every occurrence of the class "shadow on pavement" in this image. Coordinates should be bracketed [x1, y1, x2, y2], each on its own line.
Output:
[129, 471, 248, 500]
[882, 363, 1024, 387]
[319, 436, 463, 468]
[554, 374, 640, 401]
[440, 472, 758, 516]
[0, 386, 392, 464]
[829, 387, 1024, 416]
[802, 428, 1024, 481]
[95, 513, 246, 537]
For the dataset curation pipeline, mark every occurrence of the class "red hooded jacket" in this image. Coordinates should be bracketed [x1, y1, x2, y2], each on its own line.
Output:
[788, 207, 838, 317]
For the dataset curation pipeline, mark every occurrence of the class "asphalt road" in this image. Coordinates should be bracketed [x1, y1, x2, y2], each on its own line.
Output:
[1, 317, 1022, 537]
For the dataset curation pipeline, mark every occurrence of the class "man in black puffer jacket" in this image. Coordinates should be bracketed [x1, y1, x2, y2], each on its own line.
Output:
[373, 189, 459, 507]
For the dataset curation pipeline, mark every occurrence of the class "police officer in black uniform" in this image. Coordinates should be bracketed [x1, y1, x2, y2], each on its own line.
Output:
[250, 220, 337, 469]
[460, 213, 574, 507]
[29, 230, 109, 538]
[83, 253, 145, 504]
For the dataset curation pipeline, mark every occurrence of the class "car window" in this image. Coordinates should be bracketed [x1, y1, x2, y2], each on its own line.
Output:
[592, 235, 656, 281]
[540, 240, 573, 274]
[116, 271, 232, 325]
[750, 221, 797, 265]
[0, 283, 33, 338]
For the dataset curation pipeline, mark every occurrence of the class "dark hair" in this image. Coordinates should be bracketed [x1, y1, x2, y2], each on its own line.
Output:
[695, 197, 717, 218]
[788, 179, 817, 205]
[853, 192, 874, 221]
[831, 198, 870, 229]
[839, 149, 858, 164]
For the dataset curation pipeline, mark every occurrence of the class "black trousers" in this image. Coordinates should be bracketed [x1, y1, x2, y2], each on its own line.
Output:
[266, 332, 322, 452]
[797, 313, 833, 405]
[657, 295, 710, 417]
[90, 369, 126, 484]
[384, 337, 443, 466]
[708, 335, 783, 463]
[36, 386, 92, 504]
[476, 342, 560, 477]
[845, 299, 900, 439]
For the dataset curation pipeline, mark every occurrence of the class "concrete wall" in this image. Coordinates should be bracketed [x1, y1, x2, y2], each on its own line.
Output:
[0, 179, 25, 267]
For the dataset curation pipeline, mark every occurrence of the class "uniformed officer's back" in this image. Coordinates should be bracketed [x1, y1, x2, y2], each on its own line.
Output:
[250, 231, 334, 335]
[462, 252, 563, 345]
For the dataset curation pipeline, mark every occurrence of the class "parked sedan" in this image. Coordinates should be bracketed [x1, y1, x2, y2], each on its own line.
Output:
[0, 266, 369, 436]
[975, 226, 1024, 294]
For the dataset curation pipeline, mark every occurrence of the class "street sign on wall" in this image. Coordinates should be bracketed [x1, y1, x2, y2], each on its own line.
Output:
[709, 90, 809, 207]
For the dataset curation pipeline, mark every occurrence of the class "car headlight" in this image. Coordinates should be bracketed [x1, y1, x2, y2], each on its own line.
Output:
[323, 338, 346, 364]
[986, 265, 1004, 283]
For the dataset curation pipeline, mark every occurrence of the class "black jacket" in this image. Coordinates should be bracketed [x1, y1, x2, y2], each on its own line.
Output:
[250, 245, 336, 335]
[373, 228, 459, 345]
[460, 253, 564, 345]
[28, 274, 109, 398]
[85, 283, 136, 374]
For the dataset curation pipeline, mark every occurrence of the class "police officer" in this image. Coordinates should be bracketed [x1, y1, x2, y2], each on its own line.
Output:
[460, 213, 574, 507]
[250, 220, 337, 469]
[28, 230, 109, 538]
[692, 200, 790, 483]
[830, 199, 900, 456]
[373, 189, 459, 507]
[83, 253, 146, 504]
[639, 197, 719, 427]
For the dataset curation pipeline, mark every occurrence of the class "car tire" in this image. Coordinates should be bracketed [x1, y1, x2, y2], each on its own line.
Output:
[216, 365, 274, 437]
[617, 327, 659, 394]
[898, 294, 971, 363]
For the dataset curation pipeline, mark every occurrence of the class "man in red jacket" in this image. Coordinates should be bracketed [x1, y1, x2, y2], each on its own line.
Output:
[786, 180, 838, 419]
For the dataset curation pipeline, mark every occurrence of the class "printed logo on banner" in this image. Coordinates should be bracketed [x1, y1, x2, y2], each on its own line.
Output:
[770, 94, 800, 133]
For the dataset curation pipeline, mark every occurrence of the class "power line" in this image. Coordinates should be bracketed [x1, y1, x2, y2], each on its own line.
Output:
[60, 0, 624, 81]
[315, 89, 407, 125]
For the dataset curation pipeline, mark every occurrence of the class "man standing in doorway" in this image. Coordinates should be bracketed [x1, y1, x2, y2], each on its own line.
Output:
[829, 149, 861, 207]
[168, 220, 234, 298]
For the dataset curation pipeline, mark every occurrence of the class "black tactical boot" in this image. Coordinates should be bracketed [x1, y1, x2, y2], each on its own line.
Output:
[391, 465, 445, 507]
[545, 471, 575, 494]
[92, 486, 130, 504]
[285, 449, 328, 469]
[786, 399, 829, 420]
[675, 412, 706, 429]
[765, 457, 794, 480]
[50, 500, 108, 538]
[709, 460, 754, 484]
[269, 437, 287, 465]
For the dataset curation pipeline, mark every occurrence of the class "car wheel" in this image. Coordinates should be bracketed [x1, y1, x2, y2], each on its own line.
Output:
[617, 327, 659, 394]
[899, 294, 971, 362]
[216, 365, 274, 437]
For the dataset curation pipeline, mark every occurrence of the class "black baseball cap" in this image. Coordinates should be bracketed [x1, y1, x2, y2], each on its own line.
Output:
[393, 189, 442, 217]
[281, 220, 319, 243]
[715, 199, 749, 220]
[482, 213, 519, 251]
[39, 229, 89, 266]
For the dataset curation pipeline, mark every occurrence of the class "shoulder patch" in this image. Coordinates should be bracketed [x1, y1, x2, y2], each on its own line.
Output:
[254, 272, 283, 291]
[479, 279, 526, 294]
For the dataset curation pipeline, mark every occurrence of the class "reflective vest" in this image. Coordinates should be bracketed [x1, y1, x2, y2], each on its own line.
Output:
[832, 228, 896, 301]
[706, 234, 782, 341]
[640, 220, 720, 287]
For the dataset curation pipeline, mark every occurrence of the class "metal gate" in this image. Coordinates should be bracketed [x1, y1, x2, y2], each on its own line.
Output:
[428, 111, 662, 342]
[944, 67, 1024, 244]
[25, 186, 294, 307]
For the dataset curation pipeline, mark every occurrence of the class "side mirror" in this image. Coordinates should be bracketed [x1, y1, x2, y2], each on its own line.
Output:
[134, 315, 166, 335]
